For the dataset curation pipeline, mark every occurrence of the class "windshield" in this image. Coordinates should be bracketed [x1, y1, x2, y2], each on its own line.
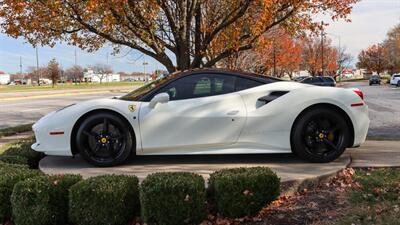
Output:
[120, 72, 179, 101]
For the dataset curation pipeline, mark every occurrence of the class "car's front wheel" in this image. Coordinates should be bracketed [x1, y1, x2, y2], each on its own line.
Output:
[397, 81, 400, 87]
[291, 107, 350, 163]
[76, 113, 134, 167]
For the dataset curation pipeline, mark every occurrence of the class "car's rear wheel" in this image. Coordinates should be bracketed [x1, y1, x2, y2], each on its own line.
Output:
[397, 81, 400, 87]
[291, 107, 350, 163]
[76, 113, 134, 167]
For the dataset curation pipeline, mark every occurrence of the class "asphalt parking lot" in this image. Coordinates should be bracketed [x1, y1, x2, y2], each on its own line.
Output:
[0, 81, 398, 140]
[0, 90, 130, 129]
[342, 81, 400, 139]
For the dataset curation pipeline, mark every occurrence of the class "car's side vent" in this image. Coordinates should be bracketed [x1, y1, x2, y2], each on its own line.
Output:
[257, 91, 289, 107]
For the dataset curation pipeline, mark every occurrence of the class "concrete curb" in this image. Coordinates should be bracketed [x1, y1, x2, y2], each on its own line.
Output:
[280, 156, 351, 195]
[39, 153, 351, 196]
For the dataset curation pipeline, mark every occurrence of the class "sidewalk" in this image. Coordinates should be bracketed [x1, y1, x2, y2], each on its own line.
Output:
[0, 86, 136, 101]
[349, 140, 400, 167]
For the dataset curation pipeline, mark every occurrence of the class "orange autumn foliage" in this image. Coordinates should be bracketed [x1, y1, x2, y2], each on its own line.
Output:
[0, 0, 358, 72]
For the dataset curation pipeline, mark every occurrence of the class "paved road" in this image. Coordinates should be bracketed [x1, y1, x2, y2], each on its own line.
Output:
[342, 81, 400, 139]
[0, 91, 130, 129]
[1, 81, 398, 139]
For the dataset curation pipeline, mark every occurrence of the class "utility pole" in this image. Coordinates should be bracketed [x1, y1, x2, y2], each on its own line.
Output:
[106, 52, 109, 65]
[36, 47, 40, 86]
[74, 49, 77, 66]
[19, 56, 23, 78]
[143, 55, 149, 81]
[327, 33, 342, 82]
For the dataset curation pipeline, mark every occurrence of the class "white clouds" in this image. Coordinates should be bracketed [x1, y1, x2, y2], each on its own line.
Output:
[324, 0, 400, 58]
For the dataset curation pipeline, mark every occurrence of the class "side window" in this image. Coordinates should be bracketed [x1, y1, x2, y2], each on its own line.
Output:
[155, 74, 236, 101]
[193, 77, 211, 95]
[235, 77, 264, 91]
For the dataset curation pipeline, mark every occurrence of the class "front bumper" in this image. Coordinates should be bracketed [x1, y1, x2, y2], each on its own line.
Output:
[31, 111, 73, 156]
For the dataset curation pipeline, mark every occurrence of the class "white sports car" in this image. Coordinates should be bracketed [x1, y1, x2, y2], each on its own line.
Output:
[32, 69, 369, 167]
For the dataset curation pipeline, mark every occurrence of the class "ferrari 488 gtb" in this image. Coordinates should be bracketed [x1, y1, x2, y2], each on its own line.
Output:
[32, 69, 369, 166]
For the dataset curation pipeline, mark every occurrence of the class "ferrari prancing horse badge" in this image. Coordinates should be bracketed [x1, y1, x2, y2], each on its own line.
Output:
[128, 104, 136, 112]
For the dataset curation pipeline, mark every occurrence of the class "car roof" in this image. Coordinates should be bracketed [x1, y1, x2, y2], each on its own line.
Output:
[172, 68, 283, 83]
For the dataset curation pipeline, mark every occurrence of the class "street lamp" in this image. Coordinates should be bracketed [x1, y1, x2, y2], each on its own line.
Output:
[326, 33, 342, 82]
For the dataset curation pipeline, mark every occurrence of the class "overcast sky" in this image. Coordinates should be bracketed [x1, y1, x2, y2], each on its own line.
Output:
[0, 0, 399, 74]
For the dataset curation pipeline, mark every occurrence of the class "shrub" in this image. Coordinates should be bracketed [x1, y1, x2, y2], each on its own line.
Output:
[140, 172, 206, 225]
[0, 162, 29, 169]
[0, 166, 42, 223]
[208, 167, 280, 218]
[0, 155, 29, 165]
[2, 138, 44, 168]
[69, 175, 139, 225]
[0, 124, 33, 138]
[11, 174, 82, 225]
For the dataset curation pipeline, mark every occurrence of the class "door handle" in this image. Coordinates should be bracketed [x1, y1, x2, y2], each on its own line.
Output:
[226, 110, 239, 116]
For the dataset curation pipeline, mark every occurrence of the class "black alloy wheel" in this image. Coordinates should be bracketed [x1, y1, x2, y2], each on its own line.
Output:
[76, 113, 134, 167]
[291, 107, 350, 163]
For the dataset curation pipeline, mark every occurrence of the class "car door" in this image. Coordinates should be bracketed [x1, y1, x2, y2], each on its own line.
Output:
[138, 73, 246, 154]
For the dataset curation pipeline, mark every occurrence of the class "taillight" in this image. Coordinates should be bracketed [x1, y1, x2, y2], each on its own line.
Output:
[353, 90, 364, 100]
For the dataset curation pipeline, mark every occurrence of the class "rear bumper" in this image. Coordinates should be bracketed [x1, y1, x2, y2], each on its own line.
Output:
[349, 104, 370, 147]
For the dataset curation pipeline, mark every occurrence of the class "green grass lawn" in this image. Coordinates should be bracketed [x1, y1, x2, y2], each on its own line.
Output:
[0, 81, 144, 93]
[334, 168, 400, 225]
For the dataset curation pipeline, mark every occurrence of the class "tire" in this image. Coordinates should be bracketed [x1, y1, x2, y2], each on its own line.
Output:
[76, 113, 134, 167]
[291, 107, 350, 163]
[397, 81, 400, 87]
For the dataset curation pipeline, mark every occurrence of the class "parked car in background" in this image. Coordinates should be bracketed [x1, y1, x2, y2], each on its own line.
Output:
[369, 75, 381, 86]
[390, 74, 400, 87]
[13, 79, 27, 85]
[293, 76, 309, 82]
[300, 76, 336, 87]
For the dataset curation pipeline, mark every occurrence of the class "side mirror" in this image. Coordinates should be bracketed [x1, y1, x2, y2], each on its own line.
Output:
[149, 93, 170, 108]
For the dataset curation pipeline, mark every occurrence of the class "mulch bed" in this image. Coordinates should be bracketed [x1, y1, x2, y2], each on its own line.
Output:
[199, 168, 357, 225]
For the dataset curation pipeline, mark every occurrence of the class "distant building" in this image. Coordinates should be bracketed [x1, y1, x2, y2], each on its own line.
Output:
[83, 69, 120, 83]
[0, 72, 11, 85]
[119, 72, 149, 81]
[341, 69, 355, 78]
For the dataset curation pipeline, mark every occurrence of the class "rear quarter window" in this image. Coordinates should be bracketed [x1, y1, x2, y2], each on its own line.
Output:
[235, 77, 264, 91]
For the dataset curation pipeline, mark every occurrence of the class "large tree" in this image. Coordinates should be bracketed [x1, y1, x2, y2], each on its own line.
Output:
[91, 63, 113, 84]
[0, 0, 358, 72]
[47, 58, 60, 87]
[219, 30, 302, 78]
[301, 35, 338, 76]
[382, 24, 400, 74]
[65, 65, 84, 83]
[357, 44, 386, 75]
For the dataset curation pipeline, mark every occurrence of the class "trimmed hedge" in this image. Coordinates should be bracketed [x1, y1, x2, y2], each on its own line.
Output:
[69, 175, 139, 225]
[0, 162, 29, 169]
[140, 172, 206, 225]
[11, 174, 82, 225]
[2, 138, 44, 168]
[208, 167, 280, 218]
[0, 165, 42, 223]
[0, 155, 29, 166]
